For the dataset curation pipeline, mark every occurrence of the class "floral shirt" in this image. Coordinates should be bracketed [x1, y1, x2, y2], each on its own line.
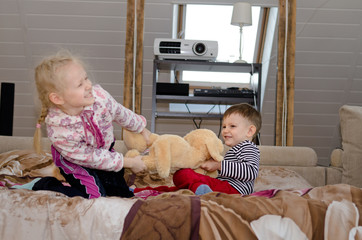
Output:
[45, 84, 146, 172]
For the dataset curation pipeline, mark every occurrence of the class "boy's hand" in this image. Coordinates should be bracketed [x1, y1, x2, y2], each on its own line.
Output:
[200, 159, 221, 172]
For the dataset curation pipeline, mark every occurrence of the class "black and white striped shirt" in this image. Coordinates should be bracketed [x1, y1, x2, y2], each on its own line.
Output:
[217, 140, 260, 195]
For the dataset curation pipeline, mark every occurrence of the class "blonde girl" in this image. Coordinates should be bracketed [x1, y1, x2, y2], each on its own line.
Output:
[32, 50, 150, 198]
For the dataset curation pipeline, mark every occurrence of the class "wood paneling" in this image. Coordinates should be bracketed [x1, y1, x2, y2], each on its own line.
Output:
[0, 2, 19, 13]
[27, 15, 126, 31]
[24, 2, 127, 16]
[1, 0, 362, 167]
[28, 30, 126, 45]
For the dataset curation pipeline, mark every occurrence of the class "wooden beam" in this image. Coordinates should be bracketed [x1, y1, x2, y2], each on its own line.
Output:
[123, 0, 135, 110]
[286, 0, 296, 146]
[275, 0, 296, 146]
[134, 0, 145, 115]
[275, 0, 286, 146]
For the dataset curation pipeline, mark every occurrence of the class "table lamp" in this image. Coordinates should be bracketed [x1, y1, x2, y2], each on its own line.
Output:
[231, 2, 252, 63]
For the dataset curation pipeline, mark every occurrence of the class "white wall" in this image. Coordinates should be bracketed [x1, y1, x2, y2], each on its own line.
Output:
[1, 0, 361, 166]
[0, 0, 277, 138]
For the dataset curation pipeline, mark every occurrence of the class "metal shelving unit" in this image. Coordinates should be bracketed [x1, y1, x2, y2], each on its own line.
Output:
[151, 59, 261, 132]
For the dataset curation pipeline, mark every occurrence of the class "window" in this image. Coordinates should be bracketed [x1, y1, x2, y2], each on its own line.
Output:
[169, 4, 262, 115]
[174, 4, 261, 88]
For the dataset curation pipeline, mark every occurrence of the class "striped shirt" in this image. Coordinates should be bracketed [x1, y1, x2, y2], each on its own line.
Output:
[217, 140, 260, 195]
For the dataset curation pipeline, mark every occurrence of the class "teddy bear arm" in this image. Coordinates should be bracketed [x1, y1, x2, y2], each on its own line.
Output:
[214, 155, 224, 162]
[193, 167, 218, 178]
[142, 154, 157, 172]
[154, 142, 172, 178]
[206, 170, 218, 178]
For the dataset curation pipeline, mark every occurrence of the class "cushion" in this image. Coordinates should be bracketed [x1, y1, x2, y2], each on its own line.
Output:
[339, 105, 362, 187]
[0, 149, 64, 187]
[126, 167, 313, 193]
[254, 166, 312, 192]
[259, 146, 318, 166]
[330, 148, 343, 168]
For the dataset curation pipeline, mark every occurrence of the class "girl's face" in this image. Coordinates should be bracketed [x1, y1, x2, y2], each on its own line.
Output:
[221, 113, 255, 147]
[54, 62, 95, 115]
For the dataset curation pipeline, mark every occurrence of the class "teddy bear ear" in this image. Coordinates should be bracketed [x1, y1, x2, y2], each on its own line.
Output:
[149, 133, 159, 146]
[123, 129, 148, 152]
[205, 138, 224, 162]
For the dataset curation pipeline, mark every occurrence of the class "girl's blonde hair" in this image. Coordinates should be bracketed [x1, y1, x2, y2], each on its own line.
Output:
[33, 50, 84, 153]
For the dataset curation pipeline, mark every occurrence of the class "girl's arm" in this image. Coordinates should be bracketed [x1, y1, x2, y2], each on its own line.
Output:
[95, 85, 147, 133]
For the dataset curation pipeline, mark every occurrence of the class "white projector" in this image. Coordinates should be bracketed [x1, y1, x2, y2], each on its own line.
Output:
[154, 38, 218, 61]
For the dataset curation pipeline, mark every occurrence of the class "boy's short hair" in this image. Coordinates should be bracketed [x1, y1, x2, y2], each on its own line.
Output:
[223, 103, 262, 136]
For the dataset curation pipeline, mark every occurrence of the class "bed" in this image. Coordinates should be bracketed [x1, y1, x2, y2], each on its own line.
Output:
[0, 138, 361, 239]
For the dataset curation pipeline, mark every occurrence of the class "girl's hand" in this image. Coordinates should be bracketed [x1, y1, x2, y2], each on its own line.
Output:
[141, 128, 152, 146]
[123, 155, 146, 174]
[200, 159, 221, 172]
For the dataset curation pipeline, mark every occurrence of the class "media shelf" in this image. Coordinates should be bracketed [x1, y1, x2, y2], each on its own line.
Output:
[156, 95, 254, 104]
[151, 59, 261, 132]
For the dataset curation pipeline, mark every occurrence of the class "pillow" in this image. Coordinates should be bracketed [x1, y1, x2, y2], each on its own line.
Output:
[254, 166, 312, 192]
[124, 169, 174, 188]
[339, 105, 362, 187]
[126, 166, 313, 193]
[0, 149, 64, 187]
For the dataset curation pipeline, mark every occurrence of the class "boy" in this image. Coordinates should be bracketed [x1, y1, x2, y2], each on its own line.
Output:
[173, 103, 261, 195]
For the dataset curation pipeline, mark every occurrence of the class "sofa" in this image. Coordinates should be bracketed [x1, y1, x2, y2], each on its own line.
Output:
[0, 105, 361, 239]
[329, 105, 362, 188]
[249, 104, 362, 189]
[1, 105, 362, 190]
[0, 136, 317, 191]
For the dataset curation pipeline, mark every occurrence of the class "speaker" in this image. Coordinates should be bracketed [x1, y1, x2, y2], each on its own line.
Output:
[0, 82, 15, 136]
[156, 83, 189, 96]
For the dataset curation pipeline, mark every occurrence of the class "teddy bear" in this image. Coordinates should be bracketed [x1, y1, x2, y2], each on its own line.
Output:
[123, 128, 224, 178]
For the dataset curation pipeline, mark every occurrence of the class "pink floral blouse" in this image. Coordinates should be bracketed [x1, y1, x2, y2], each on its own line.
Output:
[45, 84, 146, 172]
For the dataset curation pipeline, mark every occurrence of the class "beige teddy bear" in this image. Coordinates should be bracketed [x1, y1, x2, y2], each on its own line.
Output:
[123, 128, 224, 178]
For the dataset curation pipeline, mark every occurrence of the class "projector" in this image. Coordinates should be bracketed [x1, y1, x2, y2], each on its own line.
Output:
[154, 38, 218, 61]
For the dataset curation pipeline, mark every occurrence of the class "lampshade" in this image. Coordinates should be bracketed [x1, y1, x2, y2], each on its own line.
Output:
[231, 2, 252, 27]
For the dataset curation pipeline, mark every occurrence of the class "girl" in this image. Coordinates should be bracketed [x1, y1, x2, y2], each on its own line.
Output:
[32, 50, 150, 198]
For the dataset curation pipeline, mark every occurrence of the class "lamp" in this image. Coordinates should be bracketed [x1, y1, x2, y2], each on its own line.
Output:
[231, 2, 252, 63]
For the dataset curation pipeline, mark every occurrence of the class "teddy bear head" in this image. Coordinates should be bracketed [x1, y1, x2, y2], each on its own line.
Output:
[123, 129, 159, 154]
[183, 129, 224, 162]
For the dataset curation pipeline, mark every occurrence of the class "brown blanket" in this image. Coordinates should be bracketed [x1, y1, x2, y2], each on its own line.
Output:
[1, 150, 361, 239]
[0, 187, 137, 239]
[0, 149, 64, 187]
[121, 184, 362, 240]
[121, 191, 200, 240]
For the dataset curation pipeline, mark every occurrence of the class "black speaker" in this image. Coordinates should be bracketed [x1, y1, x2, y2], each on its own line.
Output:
[156, 83, 189, 96]
[0, 82, 15, 136]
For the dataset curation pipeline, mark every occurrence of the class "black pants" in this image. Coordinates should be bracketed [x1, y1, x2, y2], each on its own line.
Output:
[33, 167, 134, 199]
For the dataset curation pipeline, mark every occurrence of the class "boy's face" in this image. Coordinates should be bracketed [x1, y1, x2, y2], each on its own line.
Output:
[222, 113, 255, 147]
